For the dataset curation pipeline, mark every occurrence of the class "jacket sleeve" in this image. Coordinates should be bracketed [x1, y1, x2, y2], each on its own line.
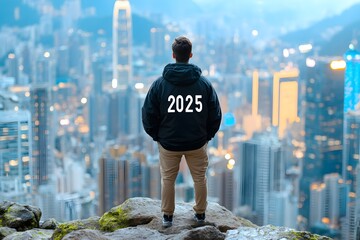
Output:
[142, 82, 160, 141]
[207, 85, 222, 140]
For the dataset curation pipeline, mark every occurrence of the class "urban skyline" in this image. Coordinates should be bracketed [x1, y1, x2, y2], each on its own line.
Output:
[0, 0, 360, 239]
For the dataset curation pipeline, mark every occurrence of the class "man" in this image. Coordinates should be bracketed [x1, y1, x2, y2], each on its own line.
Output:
[142, 36, 222, 227]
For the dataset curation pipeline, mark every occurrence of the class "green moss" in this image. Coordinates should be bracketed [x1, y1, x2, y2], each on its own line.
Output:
[237, 217, 257, 228]
[52, 223, 80, 240]
[99, 206, 129, 232]
[289, 230, 328, 240]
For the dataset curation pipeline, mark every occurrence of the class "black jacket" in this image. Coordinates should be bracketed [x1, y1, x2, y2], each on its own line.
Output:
[142, 63, 222, 151]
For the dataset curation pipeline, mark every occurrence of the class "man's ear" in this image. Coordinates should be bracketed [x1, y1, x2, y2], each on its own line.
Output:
[189, 53, 193, 59]
[172, 52, 176, 59]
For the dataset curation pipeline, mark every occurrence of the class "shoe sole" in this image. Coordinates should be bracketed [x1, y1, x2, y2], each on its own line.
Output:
[193, 217, 205, 224]
[162, 222, 172, 228]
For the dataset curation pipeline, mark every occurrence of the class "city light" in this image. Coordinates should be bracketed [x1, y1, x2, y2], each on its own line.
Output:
[9, 160, 18, 167]
[298, 44, 313, 53]
[112, 78, 118, 89]
[135, 83, 144, 90]
[228, 159, 235, 166]
[60, 119, 70, 126]
[25, 92, 30, 97]
[225, 153, 231, 160]
[283, 49, 290, 58]
[330, 60, 346, 70]
[44, 51, 51, 58]
[81, 97, 88, 104]
[8, 53, 15, 59]
[227, 163, 234, 170]
[251, 29, 259, 37]
[306, 58, 316, 68]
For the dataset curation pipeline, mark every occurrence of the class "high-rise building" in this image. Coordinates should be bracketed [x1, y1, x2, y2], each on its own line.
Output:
[271, 69, 299, 138]
[208, 156, 235, 211]
[31, 85, 53, 189]
[106, 86, 144, 143]
[34, 52, 56, 86]
[301, 57, 345, 220]
[343, 47, 360, 192]
[113, 0, 132, 86]
[98, 146, 155, 214]
[0, 110, 32, 204]
[343, 47, 360, 113]
[150, 27, 167, 64]
[343, 112, 360, 193]
[242, 70, 262, 139]
[98, 150, 127, 215]
[309, 174, 347, 237]
[6, 53, 19, 84]
[234, 131, 296, 226]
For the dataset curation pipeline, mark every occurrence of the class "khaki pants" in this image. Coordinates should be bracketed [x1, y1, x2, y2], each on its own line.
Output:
[158, 143, 208, 216]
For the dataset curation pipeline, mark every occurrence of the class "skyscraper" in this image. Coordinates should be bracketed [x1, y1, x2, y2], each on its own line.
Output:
[309, 174, 347, 236]
[98, 149, 127, 215]
[0, 110, 32, 203]
[272, 69, 299, 138]
[343, 47, 360, 192]
[234, 131, 296, 226]
[113, 0, 132, 86]
[208, 156, 235, 211]
[31, 85, 53, 188]
[301, 57, 345, 220]
[343, 47, 360, 113]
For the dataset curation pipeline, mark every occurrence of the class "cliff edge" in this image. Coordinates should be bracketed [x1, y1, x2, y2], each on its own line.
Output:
[0, 198, 332, 240]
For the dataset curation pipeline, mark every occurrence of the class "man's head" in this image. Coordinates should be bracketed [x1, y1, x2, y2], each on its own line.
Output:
[172, 36, 193, 63]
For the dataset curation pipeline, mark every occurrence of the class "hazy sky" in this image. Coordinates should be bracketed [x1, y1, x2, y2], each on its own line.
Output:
[190, 0, 360, 36]
[193, 0, 360, 25]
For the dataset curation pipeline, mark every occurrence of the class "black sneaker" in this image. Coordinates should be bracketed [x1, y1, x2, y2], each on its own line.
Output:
[162, 214, 173, 227]
[193, 213, 205, 223]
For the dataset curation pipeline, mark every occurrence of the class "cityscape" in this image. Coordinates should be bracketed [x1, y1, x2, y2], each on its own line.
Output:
[0, 0, 360, 239]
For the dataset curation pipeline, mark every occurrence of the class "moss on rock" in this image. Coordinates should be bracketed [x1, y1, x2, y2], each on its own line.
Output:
[99, 206, 130, 232]
[52, 222, 81, 240]
[288, 230, 332, 240]
[51, 217, 100, 240]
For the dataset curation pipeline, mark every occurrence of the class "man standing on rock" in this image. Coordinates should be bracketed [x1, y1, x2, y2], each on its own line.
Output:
[142, 36, 222, 227]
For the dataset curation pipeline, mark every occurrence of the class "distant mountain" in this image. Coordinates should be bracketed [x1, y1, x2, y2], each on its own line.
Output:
[281, 3, 360, 46]
[319, 20, 360, 56]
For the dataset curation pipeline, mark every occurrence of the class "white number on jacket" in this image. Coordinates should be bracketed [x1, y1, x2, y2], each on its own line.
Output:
[167, 95, 202, 113]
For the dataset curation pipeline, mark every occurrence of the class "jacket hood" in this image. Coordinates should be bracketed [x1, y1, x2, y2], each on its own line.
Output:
[162, 63, 202, 86]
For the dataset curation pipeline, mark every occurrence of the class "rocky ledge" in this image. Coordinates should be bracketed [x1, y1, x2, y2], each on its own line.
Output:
[0, 197, 331, 240]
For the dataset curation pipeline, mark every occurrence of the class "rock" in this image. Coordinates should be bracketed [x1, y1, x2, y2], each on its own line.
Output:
[225, 225, 333, 240]
[41, 218, 59, 230]
[99, 197, 251, 234]
[62, 229, 108, 240]
[178, 225, 226, 240]
[0, 201, 41, 231]
[3, 229, 53, 240]
[62, 227, 167, 240]
[1, 198, 333, 240]
[0, 227, 16, 239]
[52, 216, 100, 240]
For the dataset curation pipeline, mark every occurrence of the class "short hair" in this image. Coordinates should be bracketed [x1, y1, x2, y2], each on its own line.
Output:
[172, 36, 192, 63]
